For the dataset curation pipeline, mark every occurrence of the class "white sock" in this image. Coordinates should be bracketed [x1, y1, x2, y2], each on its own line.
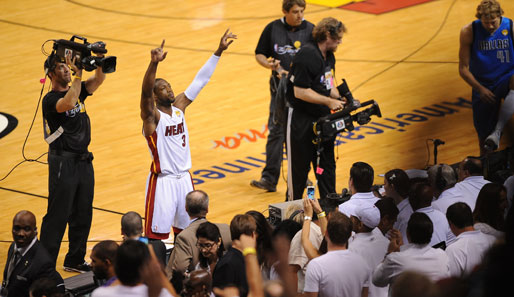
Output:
[494, 89, 514, 133]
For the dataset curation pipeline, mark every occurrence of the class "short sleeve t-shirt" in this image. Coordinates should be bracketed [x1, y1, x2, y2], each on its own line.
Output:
[255, 18, 314, 72]
[287, 42, 335, 117]
[42, 82, 91, 153]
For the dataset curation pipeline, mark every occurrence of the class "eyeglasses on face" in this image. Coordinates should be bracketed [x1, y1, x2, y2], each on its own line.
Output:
[196, 241, 216, 250]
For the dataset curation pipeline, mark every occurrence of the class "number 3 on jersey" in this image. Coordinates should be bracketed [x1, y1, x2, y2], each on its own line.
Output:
[497, 50, 510, 63]
[182, 134, 186, 147]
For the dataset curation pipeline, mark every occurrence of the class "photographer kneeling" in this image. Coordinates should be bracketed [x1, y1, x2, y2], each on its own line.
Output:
[286, 17, 347, 201]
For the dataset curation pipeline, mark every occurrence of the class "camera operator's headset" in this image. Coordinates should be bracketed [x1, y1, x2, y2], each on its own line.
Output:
[44, 52, 57, 75]
[328, 21, 343, 38]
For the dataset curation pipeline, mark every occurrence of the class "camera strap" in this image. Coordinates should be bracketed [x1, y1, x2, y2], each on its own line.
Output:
[43, 117, 63, 144]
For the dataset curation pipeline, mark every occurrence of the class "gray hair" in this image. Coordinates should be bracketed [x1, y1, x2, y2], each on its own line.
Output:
[186, 190, 209, 217]
[428, 164, 457, 192]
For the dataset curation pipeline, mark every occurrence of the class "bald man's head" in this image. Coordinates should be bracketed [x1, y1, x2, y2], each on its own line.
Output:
[121, 211, 143, 239]
[12, 210, 37, 248]
[459, 157, 483, 180]
[185, 190, 209, 218]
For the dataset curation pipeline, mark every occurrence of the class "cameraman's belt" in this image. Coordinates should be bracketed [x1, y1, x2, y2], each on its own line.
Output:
[49, 149, 93, 162]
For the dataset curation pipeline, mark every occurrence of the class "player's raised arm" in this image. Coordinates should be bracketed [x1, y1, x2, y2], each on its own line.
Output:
[214, 28, 237, 57]
[175, 29, 237, 111]
[141, 40, 167, 135]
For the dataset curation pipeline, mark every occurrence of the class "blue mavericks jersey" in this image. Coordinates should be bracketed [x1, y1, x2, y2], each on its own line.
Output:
[470, 17, 514, 85]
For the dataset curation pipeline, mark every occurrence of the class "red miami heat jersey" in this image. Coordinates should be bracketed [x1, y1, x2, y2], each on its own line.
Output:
[145, 107, 191, 175]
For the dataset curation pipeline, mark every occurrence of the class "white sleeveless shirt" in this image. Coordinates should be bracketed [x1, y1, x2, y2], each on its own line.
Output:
[145, 107, 191, 175]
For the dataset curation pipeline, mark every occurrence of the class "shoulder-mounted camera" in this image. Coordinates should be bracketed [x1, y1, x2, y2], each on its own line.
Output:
[44, 35, 116, 74]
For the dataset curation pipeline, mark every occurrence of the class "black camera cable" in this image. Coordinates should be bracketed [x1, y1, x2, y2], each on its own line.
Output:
[0, 45, 53, 181]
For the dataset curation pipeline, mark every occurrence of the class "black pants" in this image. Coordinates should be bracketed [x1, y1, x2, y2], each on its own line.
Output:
[286, 108, 336, 200]
[40, 152, 94, 266]
[260, 76, 287, 185]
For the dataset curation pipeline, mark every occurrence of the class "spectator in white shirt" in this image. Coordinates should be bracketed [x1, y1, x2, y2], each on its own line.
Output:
[455, 157, 490, 210]
[473, 183, 508, 240]
[428, 164, 458, 199]
[304, 212, 369, 297]
[372, 213, 450, 287]
[390, 271, 440, 297]
[339, 162, 379, 220]
[383, 169, 412, 244]
[428, 164, 463, 214]
[372, 198, 399, 297]
[445, 202, 496, 277]
[288, 208, 323, 293]
[349, 205, 390, 297]
[375, 197, 399, 238]
[410, 183, 454, 247]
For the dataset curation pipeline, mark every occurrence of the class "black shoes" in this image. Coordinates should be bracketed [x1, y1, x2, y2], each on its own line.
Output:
[63, 261, 91, 273]
[250, 178, 313, 192]
[250, 178, 277, 192]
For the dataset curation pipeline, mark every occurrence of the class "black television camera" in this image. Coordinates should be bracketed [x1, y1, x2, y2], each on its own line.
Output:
[45, 35, 116, 73]
[313, 99, 382, 143]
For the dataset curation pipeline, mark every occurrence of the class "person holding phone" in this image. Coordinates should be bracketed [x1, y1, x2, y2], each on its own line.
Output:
[307, 186, 315, 200]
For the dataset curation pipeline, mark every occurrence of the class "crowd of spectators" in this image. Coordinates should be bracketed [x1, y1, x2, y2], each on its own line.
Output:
[3, 156, 514, 297]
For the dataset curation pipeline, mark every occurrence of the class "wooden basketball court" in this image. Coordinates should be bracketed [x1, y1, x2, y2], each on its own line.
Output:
[0, 0, 512, 278]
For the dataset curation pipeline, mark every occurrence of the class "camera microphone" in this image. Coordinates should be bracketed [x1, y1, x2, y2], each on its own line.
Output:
[434, 139, 445, 146]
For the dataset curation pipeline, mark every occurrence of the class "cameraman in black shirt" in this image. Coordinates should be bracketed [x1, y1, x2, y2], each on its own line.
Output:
[41, 51, 106, 272]
[286, 17, 347, 201]
[250, 0, 314, 193]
